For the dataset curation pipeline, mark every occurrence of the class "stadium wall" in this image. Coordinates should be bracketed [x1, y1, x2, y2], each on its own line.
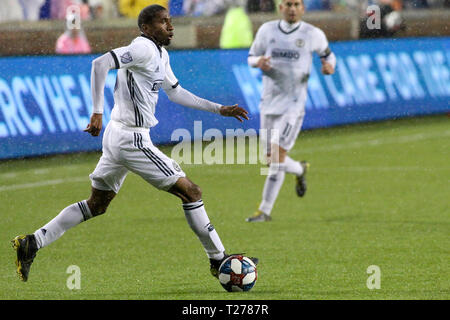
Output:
[0, 37, 449, 159]
[0, 9, 449, 55]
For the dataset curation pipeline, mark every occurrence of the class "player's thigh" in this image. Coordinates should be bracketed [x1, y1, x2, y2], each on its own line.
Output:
[89, 123, 129, 195]
[272, 113, 304, 152]
[89, 155, 129, 194]
[260, 113, 278, 156]
[124, 132, 186, 191]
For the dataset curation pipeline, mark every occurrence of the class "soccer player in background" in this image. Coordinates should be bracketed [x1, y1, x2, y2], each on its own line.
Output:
[12, 5, 256, 282]
[246, 0, 336, 222]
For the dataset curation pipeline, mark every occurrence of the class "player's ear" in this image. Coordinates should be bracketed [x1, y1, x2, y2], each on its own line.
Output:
[141, 23, 151, 36]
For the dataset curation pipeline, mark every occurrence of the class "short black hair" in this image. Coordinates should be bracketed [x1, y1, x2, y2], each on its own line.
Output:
[138, 5, 167, 30]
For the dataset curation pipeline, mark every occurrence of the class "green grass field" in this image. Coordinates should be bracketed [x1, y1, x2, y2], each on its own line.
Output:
[0, 115, 449, 300]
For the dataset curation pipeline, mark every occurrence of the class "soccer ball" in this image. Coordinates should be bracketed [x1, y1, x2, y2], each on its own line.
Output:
[218, 255, 257, 292]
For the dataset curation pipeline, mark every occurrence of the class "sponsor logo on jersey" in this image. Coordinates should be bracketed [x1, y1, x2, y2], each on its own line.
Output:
[120, 52, 133, 64]
[271, 48, 300, 60]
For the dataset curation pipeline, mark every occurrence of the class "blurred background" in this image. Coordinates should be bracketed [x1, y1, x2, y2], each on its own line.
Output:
[0, 0, 449, 55]
[0, 1, 448, 159]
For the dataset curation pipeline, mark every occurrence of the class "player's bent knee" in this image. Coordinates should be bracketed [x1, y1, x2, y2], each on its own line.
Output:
[168, 177, 202, 203]
[187, 183, 202, 202]
[86, 201, 109, 217]
[87, 188, 116, 217]
[92, 206, 108, 217]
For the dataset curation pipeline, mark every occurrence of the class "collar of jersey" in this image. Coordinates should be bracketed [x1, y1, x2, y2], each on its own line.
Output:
[140, 34, 162, 57]
[278, 20, 301, 34]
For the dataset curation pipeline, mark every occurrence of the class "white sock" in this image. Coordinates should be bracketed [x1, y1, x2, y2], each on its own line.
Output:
[259, 163, 286, 215]
[284, 156, 304, 176]
[33, 200, 92, 249]
[183, 200, 225, 260]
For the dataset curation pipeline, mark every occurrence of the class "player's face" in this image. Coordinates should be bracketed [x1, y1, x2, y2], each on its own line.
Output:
[143, 10, 174, 46]
[280, 0, 304, 24]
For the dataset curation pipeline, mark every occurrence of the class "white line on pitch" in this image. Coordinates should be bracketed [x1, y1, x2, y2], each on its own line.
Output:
[0, 164, 88, 180]
[0, 177, 87, 192]
[292, 130, 450, 154]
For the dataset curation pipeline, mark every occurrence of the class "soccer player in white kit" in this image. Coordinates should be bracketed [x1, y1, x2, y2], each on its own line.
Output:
[246, 0, 336, 222]
[12, 5, 256, 282]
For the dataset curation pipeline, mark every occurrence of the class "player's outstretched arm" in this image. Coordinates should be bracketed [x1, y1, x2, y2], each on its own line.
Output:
[165, 85, 248, 122]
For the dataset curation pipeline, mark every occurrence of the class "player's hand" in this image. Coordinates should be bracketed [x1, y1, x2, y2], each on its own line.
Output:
[257, 56, 271, 72]
[84, 113, 103, 136]
[219, 105, 249, 122]
[321, 58, 335, 75]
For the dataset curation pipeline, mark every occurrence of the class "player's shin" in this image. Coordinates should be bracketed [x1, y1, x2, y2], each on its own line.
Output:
[259, 163, 286, 215]
[182, 200, 225, 261]
[33, 200, 93, 249]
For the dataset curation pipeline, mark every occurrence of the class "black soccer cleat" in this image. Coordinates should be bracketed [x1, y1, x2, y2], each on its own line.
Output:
[11, 234, 38, 282]
[295, 161, 310, 197]
[210, 253, 259, 279]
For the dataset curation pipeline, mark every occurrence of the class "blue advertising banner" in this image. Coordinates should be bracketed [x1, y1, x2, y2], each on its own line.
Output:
[0, 37, 449, 159]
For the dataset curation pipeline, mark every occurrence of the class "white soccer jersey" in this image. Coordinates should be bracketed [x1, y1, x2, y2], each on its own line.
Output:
[109, 35, 179, 128]
[249, 20, 331, 116]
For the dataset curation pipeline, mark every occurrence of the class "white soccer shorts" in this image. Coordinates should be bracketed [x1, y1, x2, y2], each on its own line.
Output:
[260, 112, 304, 154]
[89, 120, 186, 193]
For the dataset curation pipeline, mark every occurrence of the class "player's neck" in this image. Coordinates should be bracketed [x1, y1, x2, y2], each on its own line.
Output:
[280, 19, 301, 31]
[140, 33, 163, 48]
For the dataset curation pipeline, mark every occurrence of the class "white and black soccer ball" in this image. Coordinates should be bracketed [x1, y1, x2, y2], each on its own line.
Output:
[218, 255, 257, 292]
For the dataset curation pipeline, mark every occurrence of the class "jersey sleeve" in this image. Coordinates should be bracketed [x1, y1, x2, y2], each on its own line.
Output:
[311, 27, 331, 58]
[249, 23, 268, 57]
[109, 40, 152, 69]
[162, 50, 180, 91]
